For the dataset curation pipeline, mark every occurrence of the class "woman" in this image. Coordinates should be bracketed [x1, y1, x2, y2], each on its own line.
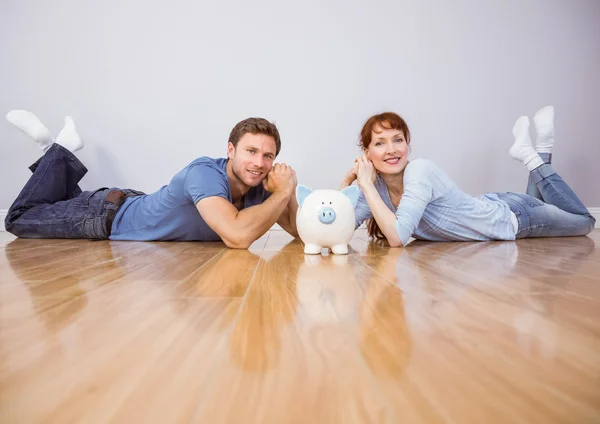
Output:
[340, 107, 595, 247]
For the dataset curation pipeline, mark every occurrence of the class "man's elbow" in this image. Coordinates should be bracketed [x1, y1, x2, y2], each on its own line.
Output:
[277, 216, 298, 238]
[222, 236, 252, 250]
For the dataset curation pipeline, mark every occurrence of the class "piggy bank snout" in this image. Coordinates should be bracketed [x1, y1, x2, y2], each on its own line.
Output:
[317, 206, 336, 224]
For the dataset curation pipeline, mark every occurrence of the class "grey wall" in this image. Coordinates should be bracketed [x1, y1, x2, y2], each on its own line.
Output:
[2, 0, 599, 209]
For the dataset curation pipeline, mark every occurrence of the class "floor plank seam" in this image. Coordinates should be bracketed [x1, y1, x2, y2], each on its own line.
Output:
[353, 255, 402, 289]
[186, 251, 264, 423]
[175, 248, 227, 287]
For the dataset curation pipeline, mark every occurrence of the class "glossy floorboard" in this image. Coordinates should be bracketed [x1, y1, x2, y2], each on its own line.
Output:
[1, 229, 599, 423]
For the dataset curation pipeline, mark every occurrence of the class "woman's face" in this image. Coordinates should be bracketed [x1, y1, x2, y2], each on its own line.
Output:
[365, 124, 410, 175]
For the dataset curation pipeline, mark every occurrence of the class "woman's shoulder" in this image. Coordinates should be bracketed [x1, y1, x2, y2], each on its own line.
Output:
[403, 158, 457, 196]
[404, 158, 443, 178]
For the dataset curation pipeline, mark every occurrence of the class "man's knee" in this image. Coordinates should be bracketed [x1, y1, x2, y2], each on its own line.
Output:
[4, 216, 23, 237]
[4, 212, 45, 238]
[4, 212, 18, 235]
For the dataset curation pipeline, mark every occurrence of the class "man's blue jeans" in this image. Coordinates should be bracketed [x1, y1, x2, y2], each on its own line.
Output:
[5, 144, 142, 239]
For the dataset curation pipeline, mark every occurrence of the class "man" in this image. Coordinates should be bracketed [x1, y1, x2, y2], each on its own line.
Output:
[4, 110, 299, 248]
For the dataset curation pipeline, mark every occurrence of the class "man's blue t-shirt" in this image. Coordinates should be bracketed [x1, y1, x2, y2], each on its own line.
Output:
[109, 157, 270, 241]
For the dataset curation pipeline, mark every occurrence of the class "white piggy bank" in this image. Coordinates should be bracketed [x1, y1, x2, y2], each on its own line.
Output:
[295, 184, 360, 255]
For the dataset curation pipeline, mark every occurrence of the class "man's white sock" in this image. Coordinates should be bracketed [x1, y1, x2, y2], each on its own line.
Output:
[6, 110, 55, 152]
[56, 116, 83, 153]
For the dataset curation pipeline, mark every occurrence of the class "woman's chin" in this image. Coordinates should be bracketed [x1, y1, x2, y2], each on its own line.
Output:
[376, 161, 406, 175]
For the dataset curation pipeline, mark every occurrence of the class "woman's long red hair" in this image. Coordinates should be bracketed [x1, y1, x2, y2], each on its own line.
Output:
[358, 112, 411, 240]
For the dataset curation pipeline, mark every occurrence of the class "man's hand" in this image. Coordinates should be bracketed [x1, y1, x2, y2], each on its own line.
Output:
[340, 161, 359, 189]
[263, 163, 296, 195]
[196, 163, 298, 249]
[265, 163, 300, 238]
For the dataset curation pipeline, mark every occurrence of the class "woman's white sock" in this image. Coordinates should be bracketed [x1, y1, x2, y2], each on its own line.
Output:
[533, 105, 555, 154]
[509, 116, 544, 171]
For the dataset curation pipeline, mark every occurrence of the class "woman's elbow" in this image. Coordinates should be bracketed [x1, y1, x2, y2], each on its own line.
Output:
[387, 238, 404, 248]
[383, 231, 404, 248]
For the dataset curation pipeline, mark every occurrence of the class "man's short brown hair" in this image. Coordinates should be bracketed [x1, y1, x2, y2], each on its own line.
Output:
[228, 117, 281, 156]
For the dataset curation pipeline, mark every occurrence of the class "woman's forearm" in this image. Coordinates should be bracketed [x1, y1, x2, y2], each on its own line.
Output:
[360, 183, 403, 247]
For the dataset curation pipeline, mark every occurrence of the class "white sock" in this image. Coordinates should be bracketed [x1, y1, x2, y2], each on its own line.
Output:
[533, 105, 555, 154]
[55, 116, 83, 153]
[509, 116, 544, 171]
[6, 110, 55, 152]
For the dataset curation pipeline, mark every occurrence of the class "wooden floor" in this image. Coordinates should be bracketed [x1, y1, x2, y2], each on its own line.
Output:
[1, 229, 599, 423]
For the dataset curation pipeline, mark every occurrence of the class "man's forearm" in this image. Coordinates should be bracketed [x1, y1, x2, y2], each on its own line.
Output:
[340, 177, 354, 190]
[286, 192, 299, 236]
[231, 191, 292, 247]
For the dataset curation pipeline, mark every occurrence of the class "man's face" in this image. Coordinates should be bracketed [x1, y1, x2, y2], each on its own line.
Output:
[228, 133, 277, 187]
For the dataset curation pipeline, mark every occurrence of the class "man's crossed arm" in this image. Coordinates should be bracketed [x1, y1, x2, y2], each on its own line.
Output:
[196, 164, 299, 249]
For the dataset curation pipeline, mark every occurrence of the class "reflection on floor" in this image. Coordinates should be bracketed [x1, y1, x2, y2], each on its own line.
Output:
[1, 229, 599, 423]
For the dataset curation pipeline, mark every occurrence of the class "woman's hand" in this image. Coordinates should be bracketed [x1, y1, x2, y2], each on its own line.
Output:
[340, 161, 359, 189]
[356, 155, 377, 189]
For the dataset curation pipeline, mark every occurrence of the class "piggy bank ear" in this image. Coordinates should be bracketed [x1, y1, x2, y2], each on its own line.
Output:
[296, 184, 312, 208]
[341, 185, 360, 208]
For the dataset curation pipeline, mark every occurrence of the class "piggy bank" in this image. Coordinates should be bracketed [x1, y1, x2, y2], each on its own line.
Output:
[295, 184, 360, 255]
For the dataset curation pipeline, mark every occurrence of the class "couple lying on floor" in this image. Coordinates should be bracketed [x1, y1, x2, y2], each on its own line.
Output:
[4, 106, 595, 249]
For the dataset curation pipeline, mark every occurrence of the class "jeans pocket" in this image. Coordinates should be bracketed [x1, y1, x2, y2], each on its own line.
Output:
[521, 195, 545, 208]
[85, 187, 110, 204]
[81, 217, 109, 240]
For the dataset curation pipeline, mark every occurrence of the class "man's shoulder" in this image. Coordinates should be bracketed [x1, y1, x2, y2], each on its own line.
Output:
[186, 156, 227, 171]
[178, 157, 230, 203]
[182, 157, 228, 180]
